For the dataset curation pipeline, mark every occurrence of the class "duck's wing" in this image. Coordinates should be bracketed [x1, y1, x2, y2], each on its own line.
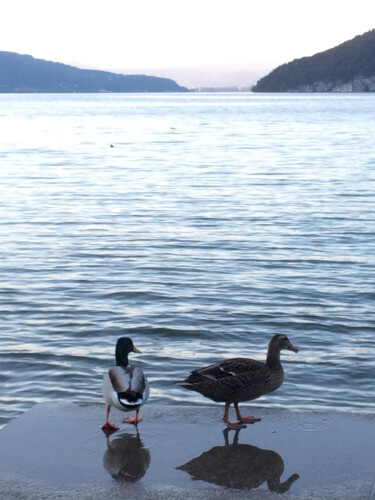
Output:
[192, 358, 265, 381]
[109, 366, 147, 396]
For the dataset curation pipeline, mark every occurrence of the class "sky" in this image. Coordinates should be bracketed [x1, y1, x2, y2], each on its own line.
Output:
[1, 0, 375, 88]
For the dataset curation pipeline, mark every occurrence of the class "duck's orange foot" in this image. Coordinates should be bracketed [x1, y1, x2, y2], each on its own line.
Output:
[239, 416, 261, 424]
[101, 422, 119, 434]
[123, 416, 142, 424]
[225, 420, 247, 430]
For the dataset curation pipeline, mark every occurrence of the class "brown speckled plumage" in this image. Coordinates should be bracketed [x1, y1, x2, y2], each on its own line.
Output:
[175, 334, 299, 429]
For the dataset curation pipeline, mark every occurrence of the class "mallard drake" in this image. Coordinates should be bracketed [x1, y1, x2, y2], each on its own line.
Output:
[175, 334, 299, 430]
[101, 337, 149, 431]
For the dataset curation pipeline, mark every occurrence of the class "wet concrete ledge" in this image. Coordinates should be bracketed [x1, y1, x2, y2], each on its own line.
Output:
[0, 402, 374, 499]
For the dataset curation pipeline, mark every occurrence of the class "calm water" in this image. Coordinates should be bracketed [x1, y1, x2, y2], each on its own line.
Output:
[0, 93, 374, 429]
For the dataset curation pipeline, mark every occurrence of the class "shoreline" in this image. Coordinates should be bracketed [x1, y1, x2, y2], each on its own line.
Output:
[0, 402, 374, 499]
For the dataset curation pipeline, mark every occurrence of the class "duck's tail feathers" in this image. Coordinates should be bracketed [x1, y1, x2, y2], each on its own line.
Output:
[118, 391, 143, 407]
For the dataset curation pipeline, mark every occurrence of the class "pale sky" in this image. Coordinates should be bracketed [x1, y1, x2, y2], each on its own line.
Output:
[1, 0, 374, 87]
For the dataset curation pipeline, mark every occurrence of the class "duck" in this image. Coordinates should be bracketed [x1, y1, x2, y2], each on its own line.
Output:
[174, 334, 299, 430]
[101, 337, 149, 431]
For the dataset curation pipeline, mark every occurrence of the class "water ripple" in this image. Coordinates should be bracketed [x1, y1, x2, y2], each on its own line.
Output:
[0, 93, 374, 428]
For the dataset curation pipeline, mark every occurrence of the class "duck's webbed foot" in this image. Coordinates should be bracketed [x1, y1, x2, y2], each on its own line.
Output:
[223, 402, 247, 430]
[101, 422, 119, 432]
[101, 406, 120, 432]
[123, 416, 142, 424]
[238, 416, 261, 424]
[123, 408, 142, 425]
[224, 419, 247, 430]
[234, 403, 261, 424]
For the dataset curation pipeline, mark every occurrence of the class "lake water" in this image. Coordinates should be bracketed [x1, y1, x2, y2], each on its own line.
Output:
[0, 93, 374, 429]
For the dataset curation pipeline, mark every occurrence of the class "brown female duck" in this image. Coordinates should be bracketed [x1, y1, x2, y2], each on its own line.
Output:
[175, 334, 299, 430]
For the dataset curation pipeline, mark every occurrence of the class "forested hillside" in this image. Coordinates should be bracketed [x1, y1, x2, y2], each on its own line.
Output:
[252, 30, 375, 92]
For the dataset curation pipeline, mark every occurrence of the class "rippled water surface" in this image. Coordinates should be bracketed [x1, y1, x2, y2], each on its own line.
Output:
[1, 93, 374, 428]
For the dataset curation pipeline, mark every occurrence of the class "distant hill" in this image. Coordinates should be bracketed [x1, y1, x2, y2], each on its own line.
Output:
[0, 52, 188, 93]
[252, 30, 375, 92]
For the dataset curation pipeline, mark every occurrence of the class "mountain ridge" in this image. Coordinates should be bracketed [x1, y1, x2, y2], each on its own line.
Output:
[0, 51, 188, 93]
[252, 30, 375, 92]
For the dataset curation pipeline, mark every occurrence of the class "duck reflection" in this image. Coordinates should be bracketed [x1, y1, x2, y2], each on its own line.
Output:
[103, 431, 151, 482]
[177, 429, 299, 493]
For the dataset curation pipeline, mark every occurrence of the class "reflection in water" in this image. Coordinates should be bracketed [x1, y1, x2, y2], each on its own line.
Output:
[103, 431, 151, 482]
[177, 429, 299, 493]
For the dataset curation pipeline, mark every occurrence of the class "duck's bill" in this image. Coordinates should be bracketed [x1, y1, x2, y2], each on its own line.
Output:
[133, 347, 142, 354]
[288, 345, 299, 353]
